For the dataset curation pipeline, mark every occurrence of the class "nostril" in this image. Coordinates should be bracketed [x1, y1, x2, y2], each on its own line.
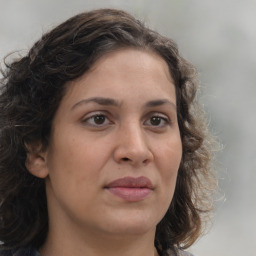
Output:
[122, 157, 130, 161]
[142, 159, 148, 164]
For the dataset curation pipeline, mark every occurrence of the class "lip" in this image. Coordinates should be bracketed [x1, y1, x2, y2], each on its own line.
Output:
[105, 176, 153, 202]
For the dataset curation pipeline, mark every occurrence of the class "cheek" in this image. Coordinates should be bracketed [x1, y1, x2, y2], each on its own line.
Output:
[45, 139, 106, 210]
[155, 139, 182, 193]
[157, 139, 182, 173]
[151, 140, 182, 222]
[53, 135, 113, 192]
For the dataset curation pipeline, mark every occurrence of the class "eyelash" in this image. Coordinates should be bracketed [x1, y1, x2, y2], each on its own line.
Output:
[144, 114, 170, 128]
[82, 112, 113, 127]
[81, 112, 171, 129]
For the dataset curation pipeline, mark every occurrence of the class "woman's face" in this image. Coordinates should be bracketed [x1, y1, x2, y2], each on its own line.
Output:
[42, 49, 182, 238]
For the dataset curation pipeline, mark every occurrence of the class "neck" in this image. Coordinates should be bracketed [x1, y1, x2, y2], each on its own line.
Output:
[39, 221, 159, 256]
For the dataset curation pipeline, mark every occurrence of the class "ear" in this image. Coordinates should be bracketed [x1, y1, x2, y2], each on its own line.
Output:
[25, 142, 49, 178]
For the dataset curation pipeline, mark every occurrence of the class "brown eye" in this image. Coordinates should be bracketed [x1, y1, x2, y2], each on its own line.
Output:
[144, 114, 170, 128]
[82, 113, 112, 127]
[93, 115, 106, 125]
[150, 116, 162, 126]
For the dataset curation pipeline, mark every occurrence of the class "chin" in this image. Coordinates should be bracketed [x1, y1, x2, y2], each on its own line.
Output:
[99, 213, 159, 236]
[103, 224, 156, 238]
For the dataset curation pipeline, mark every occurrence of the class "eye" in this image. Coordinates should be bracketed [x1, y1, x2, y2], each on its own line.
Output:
[82, 113, 112, 127]
[91, 115, 106, 125]
[144, 114, 170, 128]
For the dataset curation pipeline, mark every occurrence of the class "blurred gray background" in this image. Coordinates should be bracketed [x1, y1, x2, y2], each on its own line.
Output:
[1, 0, 255, 255]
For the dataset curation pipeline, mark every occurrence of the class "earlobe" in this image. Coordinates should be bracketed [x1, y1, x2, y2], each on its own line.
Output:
[25, 143, 49, 179]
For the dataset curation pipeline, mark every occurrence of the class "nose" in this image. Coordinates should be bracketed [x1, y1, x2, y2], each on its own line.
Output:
[113, 123, 154, 167]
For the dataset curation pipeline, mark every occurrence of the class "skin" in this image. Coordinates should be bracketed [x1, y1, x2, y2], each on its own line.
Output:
[26, 48, 182, 256]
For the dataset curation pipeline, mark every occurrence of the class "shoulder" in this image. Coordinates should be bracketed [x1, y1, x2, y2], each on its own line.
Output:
[178, 250, 195, 256]
[163, 248, 195, 256]
[0, 248, 40, 256]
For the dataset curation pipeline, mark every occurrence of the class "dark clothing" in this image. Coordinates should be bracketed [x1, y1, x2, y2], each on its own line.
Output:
[0, 247, 40, 256]
[0, 247, 194, 256]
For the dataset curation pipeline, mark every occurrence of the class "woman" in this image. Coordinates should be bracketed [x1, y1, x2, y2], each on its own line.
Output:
[0, 9, 217, 256]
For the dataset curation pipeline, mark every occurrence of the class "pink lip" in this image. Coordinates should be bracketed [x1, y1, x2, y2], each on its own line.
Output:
[105, 176, 153, 202]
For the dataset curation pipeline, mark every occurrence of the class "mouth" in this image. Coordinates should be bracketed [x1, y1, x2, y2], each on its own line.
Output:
[105, 176, 154, 202]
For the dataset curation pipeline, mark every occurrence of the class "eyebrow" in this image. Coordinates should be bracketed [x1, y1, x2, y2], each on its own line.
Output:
[145, 99, 176, 110]
[71, 97, 176, 110]
[71, 97, 120, 110]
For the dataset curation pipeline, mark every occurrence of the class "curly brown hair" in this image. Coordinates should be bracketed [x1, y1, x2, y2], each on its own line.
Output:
[0, 8, 217, 253]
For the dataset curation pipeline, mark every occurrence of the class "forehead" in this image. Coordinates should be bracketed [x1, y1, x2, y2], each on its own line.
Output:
[62, 48, 176, 107]
[89, 48, 173, 83]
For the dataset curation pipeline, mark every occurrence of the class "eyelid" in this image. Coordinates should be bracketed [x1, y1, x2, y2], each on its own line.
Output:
[143, 112, 171, 127]
[81, 111, 113, 127]
[145, 111, 171, 120]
